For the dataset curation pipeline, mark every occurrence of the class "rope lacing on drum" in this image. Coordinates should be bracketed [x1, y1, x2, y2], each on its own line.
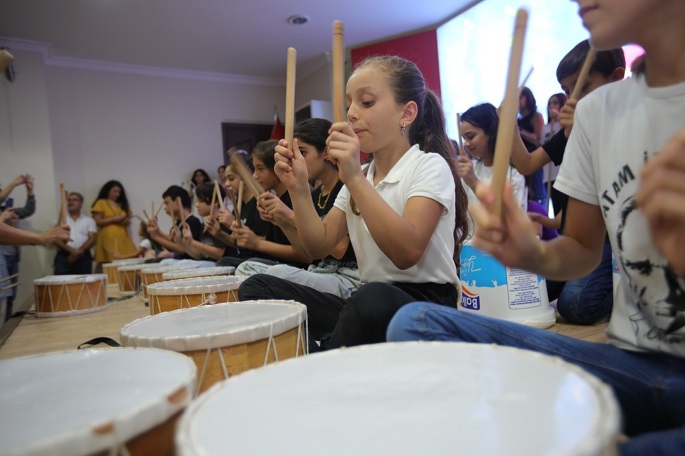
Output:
[262, 323, 279, 366]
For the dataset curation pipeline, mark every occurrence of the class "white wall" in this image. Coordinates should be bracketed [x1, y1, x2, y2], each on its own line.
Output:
[0, 41, 333, 310]
[0, 48, 58, 310]
[294, 53, 333, 115]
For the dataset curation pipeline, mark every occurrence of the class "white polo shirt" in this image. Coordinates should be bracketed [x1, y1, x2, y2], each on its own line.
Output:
[333, 144, 458, 285]
[65, 214, 97, 250]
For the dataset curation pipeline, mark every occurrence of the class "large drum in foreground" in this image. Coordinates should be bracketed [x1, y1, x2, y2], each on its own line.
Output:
[146, 276, 243, 315]
[176, 343, 620, 456]
[0, 348, 196, 456]
[121, 300, 308, 394]
[34, 274, 107, 317]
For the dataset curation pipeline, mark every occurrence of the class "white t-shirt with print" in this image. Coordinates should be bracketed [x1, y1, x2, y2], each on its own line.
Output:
[556, 75, 685, 358]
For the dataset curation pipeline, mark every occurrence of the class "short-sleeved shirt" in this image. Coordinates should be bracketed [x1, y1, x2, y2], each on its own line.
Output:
[333, 145, 457, 285]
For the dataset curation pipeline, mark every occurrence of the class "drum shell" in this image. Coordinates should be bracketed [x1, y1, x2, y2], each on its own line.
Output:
[34, 275, 107, 317]
[121, 300, 307, 393]
[103, 259, 146, 285]
[146, 277, 243, 315]
[0, 348, 196, 456]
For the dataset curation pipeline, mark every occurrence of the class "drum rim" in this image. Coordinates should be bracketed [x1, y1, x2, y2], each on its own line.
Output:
[140, 264, 201, 275]
[146, 276, 244, 295]
[121, 300, 307, 350]
[33, 274, 107, 285]
[176, 342, 621, 456]
[162, 267, 236, 280]
[117, 264, 150, 272]
[1, 347, 196, 456]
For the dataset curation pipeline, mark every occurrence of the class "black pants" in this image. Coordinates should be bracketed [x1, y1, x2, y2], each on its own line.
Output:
[238, 274, 457, 350]
[54, 250, 93, 275]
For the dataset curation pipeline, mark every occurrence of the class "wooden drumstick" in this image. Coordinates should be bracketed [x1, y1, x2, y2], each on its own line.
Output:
[0, 281, 20, 293]
[142, 210, 151, 222]
[570, 48, 597, 101]
[285, 47, 297, 149]
[517, 66, 534, 95]
[214, 180, 224, 209]
[332, 21, 345, 123]
[491, 8, 528, 217]
[237, 181, 244, 214]
[151, 202, 155, 220]
[2, 272, 19, 282]
[456, 113, 469, 158]
[154, 200, 164, 219]
[227, 187, 242, 228]
[209, 179, 219, 220]
[229, 151, 264, 197]
[176, 197, 184, 223]
[58, 182, 67, 225]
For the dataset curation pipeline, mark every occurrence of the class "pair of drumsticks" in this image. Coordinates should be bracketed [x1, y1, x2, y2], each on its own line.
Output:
[139, 201, 164, 224]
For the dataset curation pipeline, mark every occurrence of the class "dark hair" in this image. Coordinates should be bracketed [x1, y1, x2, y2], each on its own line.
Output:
[195, 182, 225, 204]
[217, 165, 226, 174]
[547, 93, 568, 123]
[461, 103, 499, 163]
[519, 87, 537, 113]
[556, 40, 626, 82]
[251, 139, 280, 171]
[294, 118, 332, 154]
[68, 192, 84, 203]
[163, 185, 191, 209]
[191, 169, 210, 186]
[92, 180, 130, 213]
[352, 55, 469, 252]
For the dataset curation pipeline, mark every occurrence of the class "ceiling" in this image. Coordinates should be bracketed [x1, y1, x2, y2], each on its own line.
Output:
[0, 0, 478, 82]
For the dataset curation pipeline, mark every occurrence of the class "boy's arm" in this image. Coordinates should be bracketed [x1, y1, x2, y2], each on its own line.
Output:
[510, 128, 552, 175]
[470, 182, 605, 281]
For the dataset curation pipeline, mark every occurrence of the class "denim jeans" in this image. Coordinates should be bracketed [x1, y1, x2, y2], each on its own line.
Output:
[556, 242, 614, 325]
[387, 303, 685, 454]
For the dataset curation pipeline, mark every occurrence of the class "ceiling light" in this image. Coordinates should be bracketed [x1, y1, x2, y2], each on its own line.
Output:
[287, 15, 309, 25]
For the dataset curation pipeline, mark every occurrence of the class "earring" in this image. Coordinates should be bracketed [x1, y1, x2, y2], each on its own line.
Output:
[400, 123, 406, 135]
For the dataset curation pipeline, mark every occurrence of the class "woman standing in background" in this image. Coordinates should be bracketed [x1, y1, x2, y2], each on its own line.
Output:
[91, 180, 137, 270]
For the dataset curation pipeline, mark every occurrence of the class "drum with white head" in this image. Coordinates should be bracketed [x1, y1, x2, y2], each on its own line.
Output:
[0, 347, 196, 456]
[121, 300, 308, 394]
[146, 276, 243, 315]
[140, 263, 203, 300]
[103, 258, 146, 286]
[116, 263, 149, 296]
[176, 343, 620, 456]
[33, 274, 107, 317]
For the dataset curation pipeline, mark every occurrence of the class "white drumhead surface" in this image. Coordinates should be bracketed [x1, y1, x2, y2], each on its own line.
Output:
[146, 276, 243, 296]
[105, 259, 146, 267]
[177, 342, 619, 456]
[0, 348, 196, 456]
[121, 300, 306, 350]
[33, 274, 106, 285]
[162, 266, 236, 281]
